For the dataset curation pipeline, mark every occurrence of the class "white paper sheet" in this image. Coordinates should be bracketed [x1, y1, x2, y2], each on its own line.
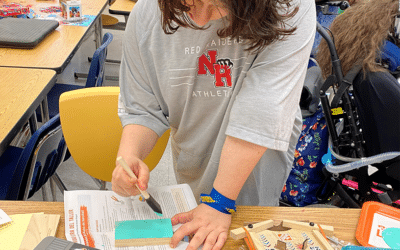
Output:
[0, 209, 11, 226]
[64, 184, 198, 250]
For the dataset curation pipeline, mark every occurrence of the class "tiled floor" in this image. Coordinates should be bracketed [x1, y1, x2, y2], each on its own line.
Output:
[29, 7, 176, 202]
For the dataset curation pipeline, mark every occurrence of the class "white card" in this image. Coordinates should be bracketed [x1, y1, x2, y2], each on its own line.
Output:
[368, 212, 400, 247]
[0, 209, 11, 226]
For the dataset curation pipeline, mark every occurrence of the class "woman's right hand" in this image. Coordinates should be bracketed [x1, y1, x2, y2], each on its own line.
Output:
[112, 155, 150, 197]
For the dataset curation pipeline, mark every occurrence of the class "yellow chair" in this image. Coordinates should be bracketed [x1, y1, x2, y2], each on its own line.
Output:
[58, 86, 170, 186]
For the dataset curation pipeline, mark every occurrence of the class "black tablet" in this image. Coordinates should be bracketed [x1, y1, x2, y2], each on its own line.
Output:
[0, 18, 59, 49]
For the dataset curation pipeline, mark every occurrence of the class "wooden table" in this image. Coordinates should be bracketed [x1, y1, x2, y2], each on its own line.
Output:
[0, 201, 362, 249]
[0, 0, 108, 73]
[109, 0, 135, 18]
[227, 206, 361, 249]
[0, 68, 56, 155]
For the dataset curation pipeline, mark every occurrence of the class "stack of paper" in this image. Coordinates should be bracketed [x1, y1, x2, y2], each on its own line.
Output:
[0, 209, 60, 250]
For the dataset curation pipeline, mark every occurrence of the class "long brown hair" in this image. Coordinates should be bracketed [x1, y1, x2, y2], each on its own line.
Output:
[158, 0, 298, 53]
[316, 0, 399, 79]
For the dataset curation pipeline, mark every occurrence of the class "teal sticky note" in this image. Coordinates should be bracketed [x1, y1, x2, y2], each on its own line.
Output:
[115, 219, 173, 240]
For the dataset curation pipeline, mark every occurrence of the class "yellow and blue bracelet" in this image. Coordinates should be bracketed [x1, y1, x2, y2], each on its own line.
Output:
[200, 188, 236, 214]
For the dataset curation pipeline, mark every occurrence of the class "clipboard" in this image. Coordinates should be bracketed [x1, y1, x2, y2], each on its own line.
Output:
[356, 201, 400, 247]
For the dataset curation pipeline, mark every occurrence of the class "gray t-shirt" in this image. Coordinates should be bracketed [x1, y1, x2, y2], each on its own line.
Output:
[118, 0, 316, 206]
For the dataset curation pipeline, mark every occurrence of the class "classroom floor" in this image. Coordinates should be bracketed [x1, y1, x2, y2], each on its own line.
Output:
[28, 7, 177, 202]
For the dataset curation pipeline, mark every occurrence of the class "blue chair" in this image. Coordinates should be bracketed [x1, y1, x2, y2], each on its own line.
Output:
[38, 32, 113, 121]
[0, 114, 67, 201]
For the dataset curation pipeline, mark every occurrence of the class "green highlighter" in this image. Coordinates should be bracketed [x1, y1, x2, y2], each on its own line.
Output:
[115, 219, 173, 247]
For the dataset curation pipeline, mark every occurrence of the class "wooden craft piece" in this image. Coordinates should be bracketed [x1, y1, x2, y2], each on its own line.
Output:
[230, 219, 335, 250]
[312, 230, 333, 250]
[276, 240, 287, 250]
[19, 214, 61, 250]
[282, 220, 334, 236]
[115, 219, 173, 247]
[230, 220, 274, 240]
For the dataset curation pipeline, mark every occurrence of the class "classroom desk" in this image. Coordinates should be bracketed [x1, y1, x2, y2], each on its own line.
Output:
[0, 0, 108, 74]
[0, 201, 362, 249]
[0, 68, 56, 156]
[109, 0, 135, 18]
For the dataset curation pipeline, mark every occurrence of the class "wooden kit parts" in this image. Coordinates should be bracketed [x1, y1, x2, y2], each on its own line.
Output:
[230, 219, 335, 250]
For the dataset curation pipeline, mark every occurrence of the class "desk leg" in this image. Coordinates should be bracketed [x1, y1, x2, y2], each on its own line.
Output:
[94, 14, 104, 49]
[42, 185, 49, 201]
[29, 113, 38, 135]
[50, 177, 57, 201]
[41, 97, 50, 122]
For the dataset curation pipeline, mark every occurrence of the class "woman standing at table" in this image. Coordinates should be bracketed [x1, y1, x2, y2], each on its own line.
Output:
[112, 0, 316, 249]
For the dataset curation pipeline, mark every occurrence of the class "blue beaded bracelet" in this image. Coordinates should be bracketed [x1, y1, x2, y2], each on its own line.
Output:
[200, 188, 236, 214]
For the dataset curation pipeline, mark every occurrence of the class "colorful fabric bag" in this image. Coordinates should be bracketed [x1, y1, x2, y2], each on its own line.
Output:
[281, 106, 329, 207]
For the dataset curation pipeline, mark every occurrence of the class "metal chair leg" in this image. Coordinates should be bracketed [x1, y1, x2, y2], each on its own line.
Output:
[92, 176, 102, 188]
[16, 124, 31, 147]
[50, 177, 57, 201]
[100, 180, 107, 190]
[10, 123, 30, 147]
[74, 72, 119, 81]
[88, 57, 122, 64]
[92, 177, 107, 190]
[52, 145, 69, 197]
[53, 172, 68, 193]
[42, 183, 48, 201]
[28, 113, 38, 135]
[40, 97, 50, 122]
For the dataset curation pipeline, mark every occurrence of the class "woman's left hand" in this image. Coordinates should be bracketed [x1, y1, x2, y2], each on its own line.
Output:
[169, 203, 232, 250]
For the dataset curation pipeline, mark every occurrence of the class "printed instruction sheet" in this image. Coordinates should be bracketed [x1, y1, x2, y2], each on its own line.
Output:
[64, 184, 197, 250]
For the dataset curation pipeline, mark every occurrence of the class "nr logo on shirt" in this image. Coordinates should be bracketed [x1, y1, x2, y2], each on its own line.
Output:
[197, 50, 233, 88]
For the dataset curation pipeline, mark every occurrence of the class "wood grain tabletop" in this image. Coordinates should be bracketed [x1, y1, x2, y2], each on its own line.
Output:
[0, 0, 108, 73]
[0, 67, 56, 155]
[0, 201, 362, 249]
[109, 0, 135, 16]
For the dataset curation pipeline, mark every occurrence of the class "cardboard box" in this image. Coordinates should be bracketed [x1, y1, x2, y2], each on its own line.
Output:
[0, 3, 30, 17]
[60, 0, 82, 20]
